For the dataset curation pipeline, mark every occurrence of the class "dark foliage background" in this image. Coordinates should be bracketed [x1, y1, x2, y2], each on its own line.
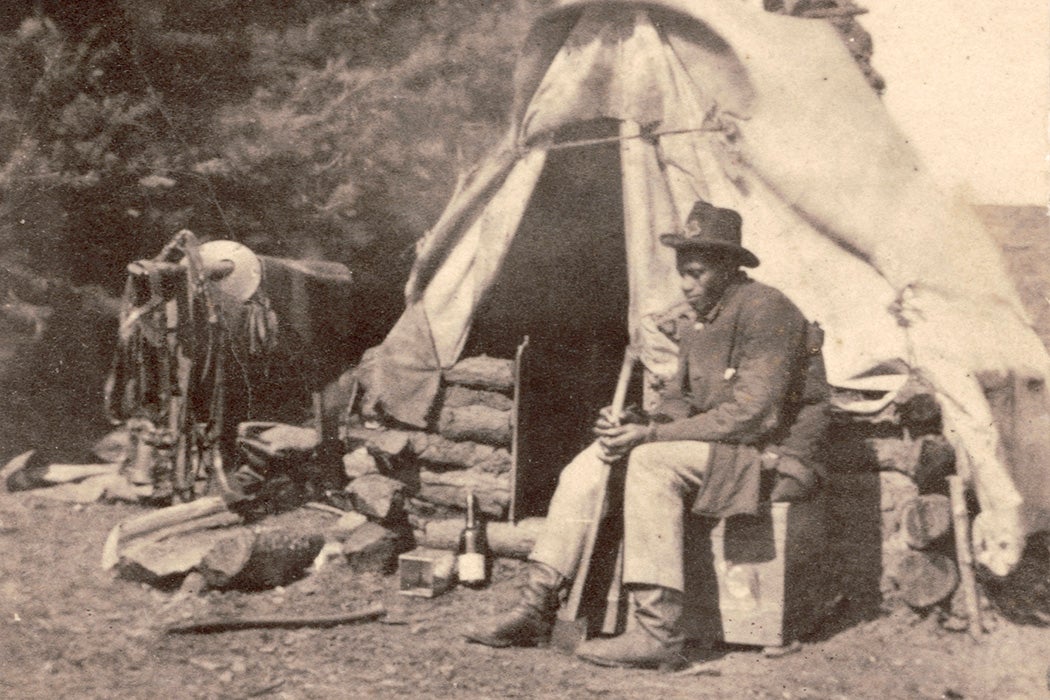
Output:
[0, 0, 545, 292]
[0, 0, 888, 459]
[0, 0, 547, 458]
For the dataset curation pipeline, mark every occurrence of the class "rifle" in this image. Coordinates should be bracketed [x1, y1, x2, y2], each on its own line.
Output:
[550, 346, 636, 652]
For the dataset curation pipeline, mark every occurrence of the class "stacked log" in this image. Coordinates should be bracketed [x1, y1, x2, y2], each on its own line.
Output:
[824, 380, 963, 609]
[419, 517, 545, 559]
[341, 360, 969, 611]
[344, 355, 515, 521]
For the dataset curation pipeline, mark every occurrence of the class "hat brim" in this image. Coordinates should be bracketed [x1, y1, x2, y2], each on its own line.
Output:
[659, 233, 760, 268]
[197, 240, 262, 302]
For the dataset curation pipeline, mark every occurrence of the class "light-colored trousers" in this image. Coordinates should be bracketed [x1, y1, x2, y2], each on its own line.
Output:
[530, 440, 711, 593]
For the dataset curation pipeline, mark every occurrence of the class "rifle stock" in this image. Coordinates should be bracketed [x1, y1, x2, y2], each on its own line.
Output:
[551, 346, 635, 652]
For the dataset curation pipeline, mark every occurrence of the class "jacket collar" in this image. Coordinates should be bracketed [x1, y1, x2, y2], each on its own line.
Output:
[700, 272, 750, 324]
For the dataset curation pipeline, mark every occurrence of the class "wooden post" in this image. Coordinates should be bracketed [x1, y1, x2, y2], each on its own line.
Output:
[510, 336, 528, 523]
[948, 475, 983, 639]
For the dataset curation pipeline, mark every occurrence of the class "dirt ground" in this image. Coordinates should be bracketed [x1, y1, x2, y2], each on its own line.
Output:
[1, 491, 1049, 700]
[2, 206, 1050, 699]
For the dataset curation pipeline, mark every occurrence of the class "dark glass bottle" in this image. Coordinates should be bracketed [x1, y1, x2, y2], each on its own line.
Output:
[457, 489, 488, 588]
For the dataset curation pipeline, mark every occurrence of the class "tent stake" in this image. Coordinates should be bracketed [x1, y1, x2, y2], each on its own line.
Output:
[948, 475, 983, 640]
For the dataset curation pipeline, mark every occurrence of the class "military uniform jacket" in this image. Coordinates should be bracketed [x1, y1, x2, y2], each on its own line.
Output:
[649, 276, 820, 518]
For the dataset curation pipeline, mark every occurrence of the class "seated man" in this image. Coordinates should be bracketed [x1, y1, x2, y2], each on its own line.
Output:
[465, 199, 828, 670]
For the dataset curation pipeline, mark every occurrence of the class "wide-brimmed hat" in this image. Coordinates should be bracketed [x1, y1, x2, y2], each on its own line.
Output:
[659, 199, 759, 268]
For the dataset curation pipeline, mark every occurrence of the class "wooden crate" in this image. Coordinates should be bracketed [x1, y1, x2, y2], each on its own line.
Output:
[682, 499, 828, 648]
[398, 547, 456, 598]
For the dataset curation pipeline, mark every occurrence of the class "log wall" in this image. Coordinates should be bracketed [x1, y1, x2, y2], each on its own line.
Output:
[824, 378, 963, 610]
[345, 355, 514, 520]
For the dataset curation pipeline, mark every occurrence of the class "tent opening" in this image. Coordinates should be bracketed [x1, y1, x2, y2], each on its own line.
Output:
[461, 119, 630, 518]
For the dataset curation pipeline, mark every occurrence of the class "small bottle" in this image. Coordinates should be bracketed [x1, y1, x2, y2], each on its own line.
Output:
[457, 489, 488, 588]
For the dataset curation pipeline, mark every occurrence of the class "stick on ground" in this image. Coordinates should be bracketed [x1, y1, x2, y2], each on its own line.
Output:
[165, 603, 386, 634]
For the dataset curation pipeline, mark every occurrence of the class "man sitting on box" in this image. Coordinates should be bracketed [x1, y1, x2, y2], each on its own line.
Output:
[466, 199, 829, 670]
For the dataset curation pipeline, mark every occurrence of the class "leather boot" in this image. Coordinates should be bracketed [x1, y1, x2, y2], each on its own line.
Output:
[464, 561, 565, 648]
[575, 586, 686, 670]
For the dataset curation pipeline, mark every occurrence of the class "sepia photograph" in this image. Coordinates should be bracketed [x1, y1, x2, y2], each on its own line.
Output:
[0, 1, 1047, 697]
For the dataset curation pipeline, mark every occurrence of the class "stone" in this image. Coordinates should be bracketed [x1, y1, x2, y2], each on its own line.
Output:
[326, 511, 369, 542]
[342, 522, 402, 574]
[345, 474, 406, 521]
[342, 448, 378, 480]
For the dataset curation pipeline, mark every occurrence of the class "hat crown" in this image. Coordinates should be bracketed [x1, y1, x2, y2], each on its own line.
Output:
[683, 199, 743, 247]
[658, 199, 758, 267]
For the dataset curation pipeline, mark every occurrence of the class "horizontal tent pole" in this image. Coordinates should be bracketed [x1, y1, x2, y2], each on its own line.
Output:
[527, 124, 724, 153]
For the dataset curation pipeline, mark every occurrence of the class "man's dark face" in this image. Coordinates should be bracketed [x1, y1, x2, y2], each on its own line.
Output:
[677, 250, 738, 316]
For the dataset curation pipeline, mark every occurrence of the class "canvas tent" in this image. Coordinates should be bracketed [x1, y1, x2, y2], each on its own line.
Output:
[357, 0, 1050, 575]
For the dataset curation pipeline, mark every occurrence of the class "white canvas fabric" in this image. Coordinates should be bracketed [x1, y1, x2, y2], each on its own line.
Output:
[359, 0, 1050, 574]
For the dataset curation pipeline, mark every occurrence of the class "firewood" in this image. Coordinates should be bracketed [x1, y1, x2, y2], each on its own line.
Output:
[238, 423, 320, 461]
[420, 517, 545, 558]
[418, 468, 510, 519]
[896, 549, 959, 608]
[198, 528, 257, 588]
[436, 404, 512, 447]
[38, 462, 122, 485]
[118, 528, 244, 585]
[409, 432, 512, 474]
[6, 459, 121, 491]
[343, 522, 403, 574]
[440, 385, 513, 412]
[102, 495, 231, 569]
[199, 529, 325, 590]
[235, 530, 325, 590]
[21, 474, 129, 504]
[444, 355, 514, 393]
[901, 494, 952, 549]
[134, 511, 243, 546]
[344, 425, 414, 456]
